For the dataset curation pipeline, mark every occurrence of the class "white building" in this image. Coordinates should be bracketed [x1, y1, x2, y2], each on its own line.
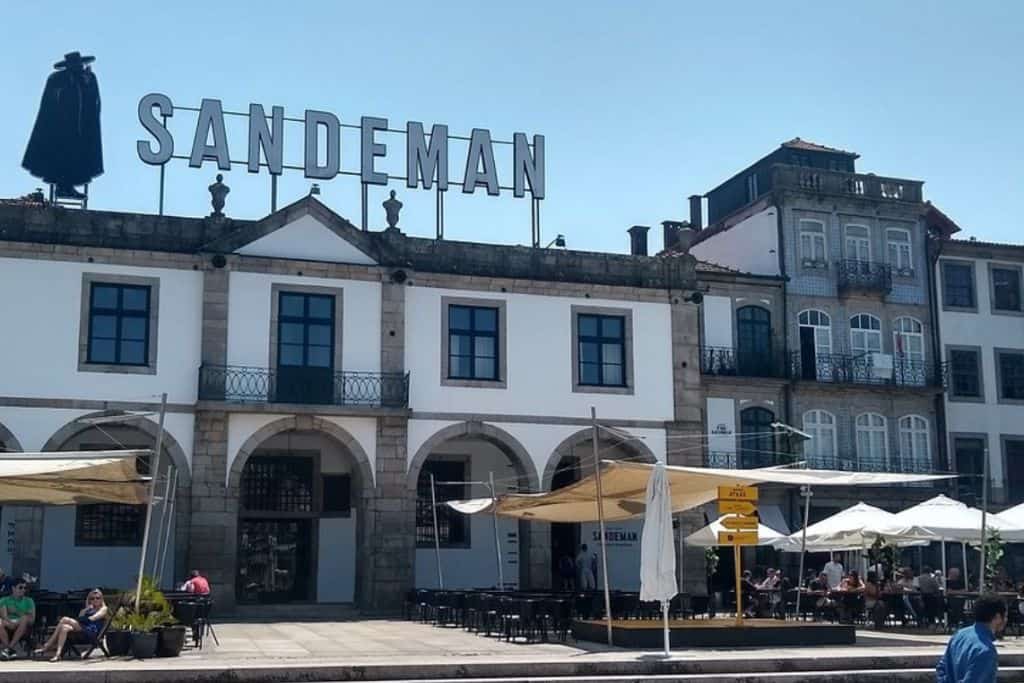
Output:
[936, 238, 1024, 517]
[0, 195, 706, 610]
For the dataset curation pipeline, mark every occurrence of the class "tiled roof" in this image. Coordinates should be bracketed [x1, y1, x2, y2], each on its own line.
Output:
[781, 137, 859, 158]
[694, 259, 740, 274]
[948, 238, 1024, 252]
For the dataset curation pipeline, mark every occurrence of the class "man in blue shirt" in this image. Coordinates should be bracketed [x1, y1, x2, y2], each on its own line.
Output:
[936, 594, 1006, 682]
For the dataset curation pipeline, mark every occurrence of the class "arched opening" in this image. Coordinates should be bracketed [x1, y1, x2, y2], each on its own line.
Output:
[0, 423, 22, 453]
[229, 419, 372, 605]
[39, 413, 189, 592]
[408, 423, 538, 591]
[543, 429, 656, 592]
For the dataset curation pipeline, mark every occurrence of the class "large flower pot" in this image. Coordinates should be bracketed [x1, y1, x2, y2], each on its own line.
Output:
[105, 630, 131, 656]
[157, 625, 186, 657]
[130, 631, 158, 659]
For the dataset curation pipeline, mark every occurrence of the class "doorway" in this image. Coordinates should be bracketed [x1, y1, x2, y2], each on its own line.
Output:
[736, 306, 772, 376]
[550, 455, 580, 588]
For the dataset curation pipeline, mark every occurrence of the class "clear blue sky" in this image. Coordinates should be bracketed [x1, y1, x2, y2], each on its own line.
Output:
[2, 1, 1020, 253]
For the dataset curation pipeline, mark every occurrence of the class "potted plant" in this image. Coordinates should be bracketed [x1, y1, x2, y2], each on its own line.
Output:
[114, 577, 178, 659]
[107, 609, 133, 656]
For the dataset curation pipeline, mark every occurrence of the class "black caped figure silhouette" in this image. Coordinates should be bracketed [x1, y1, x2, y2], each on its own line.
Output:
[22, 51, 104, 199]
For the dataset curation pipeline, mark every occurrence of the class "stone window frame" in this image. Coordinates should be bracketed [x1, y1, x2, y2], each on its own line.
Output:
[797, 219, 828, 270]
[1000, 434, 1024, 504]
[571, 304, 635, 396]
[946, 344, 985, 403]
[269, 284, 345, 384]
[896, 414, 931, 469]
[988, 262, 1024, 316]
[801, 409, 837, 461]
[843, 223, 872, 262]
[885, 227, 915, 278]
[949, 431, 988, 500]
[940, 258, 978, 313]
[440, 296, 508, 389]
[994, 347, 1024, 406]
[78, 272, 160, 375]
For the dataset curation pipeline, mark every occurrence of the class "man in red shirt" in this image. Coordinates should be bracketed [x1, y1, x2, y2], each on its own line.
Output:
[183, 570, 210, 595]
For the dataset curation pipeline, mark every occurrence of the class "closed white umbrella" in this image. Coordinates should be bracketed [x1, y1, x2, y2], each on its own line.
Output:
[684, 515, 789, 547]
[640, 461, 677, 657]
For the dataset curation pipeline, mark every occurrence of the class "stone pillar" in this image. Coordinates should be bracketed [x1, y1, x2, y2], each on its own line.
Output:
[369, 278, 413, 612]
[188, 266, 234, 605]
[669, 295, 707, 596]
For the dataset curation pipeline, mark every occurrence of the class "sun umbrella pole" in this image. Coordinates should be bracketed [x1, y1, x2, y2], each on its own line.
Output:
[980, 446, 989, 591]
[962, 542, 968, 587]
[591, 407, 613, 646]
[156, 469, 178, 586]
[489, 472, 504, 591]
[795, 485, 811, 616]
[662, 600, 670, 657]
[429, 473, 444, 590]
[941, 539, 947, 588]
[135, 392, 166, 612]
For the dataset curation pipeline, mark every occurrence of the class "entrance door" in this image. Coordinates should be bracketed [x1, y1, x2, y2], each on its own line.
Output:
[276, 292, 335, 404]
[550, 456, 580, 588]
[736, 306, 772, 376]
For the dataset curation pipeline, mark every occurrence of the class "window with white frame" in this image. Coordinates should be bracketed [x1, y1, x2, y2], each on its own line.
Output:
[898, 415, 930, 472]
[798, 220, 827, 265]
[845, 225, 871, 263]
[893, 317, 924, 362]
[850, 314, 882, 355]
[886, 228, 913, 273]
[855, 413, 888, 467]
[798, 309, 832, 356]
[802, 410, 837, 467]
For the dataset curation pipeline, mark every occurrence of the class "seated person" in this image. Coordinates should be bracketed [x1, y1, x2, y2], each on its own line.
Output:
[837, 571, 865, 623]
[740, 570, 758, 617]
[992, 566, 1014, 593]
[0, 581, 34, 659]
[35, 589, 108, 662]
[945, 567, 965, 592]
[808, 572, 835, 618]
[0, 570, 18, 597]
[896, 567, 920, 623]
[182, 570, 211, 595]
[864, 571, 887, 629]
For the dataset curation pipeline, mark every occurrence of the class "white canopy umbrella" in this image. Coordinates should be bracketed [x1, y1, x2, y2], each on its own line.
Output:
[996, 501, 1024, 529]
[640, 461, 676, 657]
[780, 502, 937, 553]
[684, 515, 789, 548]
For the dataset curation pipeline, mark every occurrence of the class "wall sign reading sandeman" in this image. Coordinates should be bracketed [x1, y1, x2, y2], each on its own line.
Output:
[22, 52, 104, 199]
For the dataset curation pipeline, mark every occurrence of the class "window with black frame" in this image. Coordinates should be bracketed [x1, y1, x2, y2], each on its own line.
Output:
[942, 262, 975, 309]
[448, 305, 499, 381]
[577, 314, 626, 387]
[416, 461, 467, 547]
[87, 283, 150, 365]
[992, 267, 1022, 312]
[949, 349, 983, 399]
[75, 445, 149, 546]
[997, 351, 1024, 401]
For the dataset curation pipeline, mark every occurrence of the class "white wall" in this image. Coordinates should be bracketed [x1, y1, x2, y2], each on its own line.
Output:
[235, 214, 377, 265]
[690, 207, 780, 276]
[227, 271, 382, 374]
[0, 258, 203, 404]
[405, 287, 675, 422]
[706, 398, 737, 456]
[702, 295, 733, 347]
[938, 254, 1024, 491]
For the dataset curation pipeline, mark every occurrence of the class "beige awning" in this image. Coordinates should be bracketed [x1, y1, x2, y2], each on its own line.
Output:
[448, 460, 953, 523]
[0, 451, 152, 505]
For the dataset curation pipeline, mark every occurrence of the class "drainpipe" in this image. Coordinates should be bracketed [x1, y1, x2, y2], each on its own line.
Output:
[926, 231, 949, 475]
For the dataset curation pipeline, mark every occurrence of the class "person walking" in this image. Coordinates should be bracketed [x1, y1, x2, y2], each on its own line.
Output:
[936, 594, 1006, 682]
[576, 544, 596, 590]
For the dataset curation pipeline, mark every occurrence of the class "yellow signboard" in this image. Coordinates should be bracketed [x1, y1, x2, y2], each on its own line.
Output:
[721, 514, 758, 531]
[718, 485, 758, 502]
[718, 531, 759, 545]
[718, 500, 757, 516]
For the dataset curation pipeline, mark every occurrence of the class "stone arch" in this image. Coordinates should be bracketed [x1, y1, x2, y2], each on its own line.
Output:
[41, 410, 191, 485]
[0, 423, 23, 452]
[227, 415, 376, 607]
[407, 421, 540, 494]
[541, 427, 657, 491]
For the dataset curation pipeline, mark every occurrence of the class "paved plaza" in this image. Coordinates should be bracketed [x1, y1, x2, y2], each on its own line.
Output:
[0, 619, 1022, 681]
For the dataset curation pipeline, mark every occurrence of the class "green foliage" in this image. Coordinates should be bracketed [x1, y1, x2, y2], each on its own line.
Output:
[110, 576, 176, 632]
[705, 547, 719, 576]
[984, 530, 1006, 587]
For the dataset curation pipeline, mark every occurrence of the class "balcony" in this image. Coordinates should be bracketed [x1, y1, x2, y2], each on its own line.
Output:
[790, 352, 946, 389]
[707, 451, 934, 474]
[699, 346, 789, 379]
[705, 451, 797, 469]
[198, 364, 410, 408]
[771, 165, 923, 204]
[836, 259, 893, 296]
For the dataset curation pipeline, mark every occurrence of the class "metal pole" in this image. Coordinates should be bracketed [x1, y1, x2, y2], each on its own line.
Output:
[271, 174, 278, 213]
[158, 115, 167, 215]
[591, 407, 613, 646]
[156, 469, 178, 587]
[151, 465, 174, 587]
[489, 472, 505, 591]
[135, 393, 166, 612]
[795, 485, 812, 616]
[962, 542, 968, 588]
[980, 447, 990, 591]
[361, 183, 368, 231]
[941, 539, 947, 589]
[734, 543, 743, 623]
[429, 473, 444, 590]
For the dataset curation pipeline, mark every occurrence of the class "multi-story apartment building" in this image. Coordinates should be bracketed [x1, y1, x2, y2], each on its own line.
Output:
[935, 238, 1024, 527]
[0, 193, 714, 610]
[687, 139, 956, 528]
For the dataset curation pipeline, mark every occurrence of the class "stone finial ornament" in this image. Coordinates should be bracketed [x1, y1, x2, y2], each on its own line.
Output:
[209, 174, 230, 217]
[383, 190, 403, 229]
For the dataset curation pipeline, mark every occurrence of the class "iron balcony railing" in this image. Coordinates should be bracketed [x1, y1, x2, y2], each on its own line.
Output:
[699, 346, 789, 379]
[836, 259, 893, 295]
[707, 450, 934, 475]
[704, 451, 797, 469]
[198, 364, 410, 408]
[790, 352, 947, 388]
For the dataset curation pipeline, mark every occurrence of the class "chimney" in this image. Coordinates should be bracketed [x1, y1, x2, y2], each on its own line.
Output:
[662, 220, 689, 252]
[689, 195, 703, 231]
[628, 225, 650, 256]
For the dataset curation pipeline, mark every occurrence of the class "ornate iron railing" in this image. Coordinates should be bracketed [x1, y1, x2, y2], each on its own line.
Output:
[790, 352, 946, 388]
[803, 454, 934, 474]
[699, 346, 788, 379]
[836, 259, 892, 295]
[198, 364, 409, 407]
[704, 451, 797, 469]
